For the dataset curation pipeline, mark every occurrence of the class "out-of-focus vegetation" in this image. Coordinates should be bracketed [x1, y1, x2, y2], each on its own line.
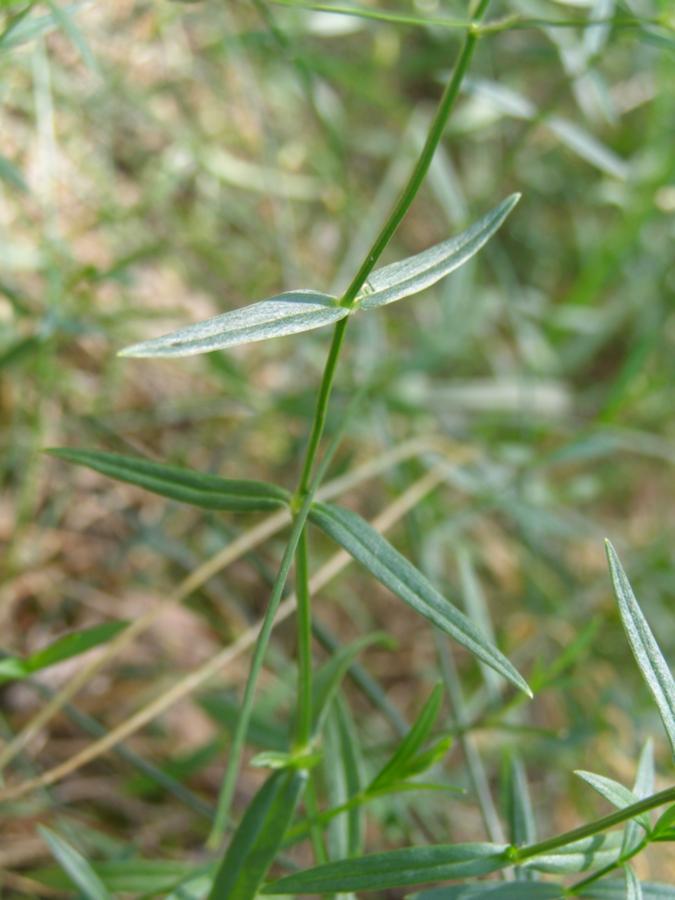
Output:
[0, 0, 674, 896]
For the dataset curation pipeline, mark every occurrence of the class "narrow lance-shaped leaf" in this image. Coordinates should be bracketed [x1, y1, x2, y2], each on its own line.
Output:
[574, 770, 649, 831]
[208, 768, 307, 900]
[48, 448, 290, 512]
[309, 502, 531, 697]
[622, 738, 655, 854]
[582, 881, 675, 899]
[120, 290, 346, 358]
[412, 883, 565, 899]
[626, 865, 644, 900]
[521, 832, 624, 875]
[356, 194, 520, 310]
[38, 827, 112, 900]
[0, 621, 127, 684]
[605, 540, 675, 757]
[263, 843, 509, 894]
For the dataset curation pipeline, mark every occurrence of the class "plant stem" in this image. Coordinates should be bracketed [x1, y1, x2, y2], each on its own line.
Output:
[294, 530, 313, 749]
[210, 0, 493, 847]
[567, 836, 649, 894]
[510, 786, 675, 863]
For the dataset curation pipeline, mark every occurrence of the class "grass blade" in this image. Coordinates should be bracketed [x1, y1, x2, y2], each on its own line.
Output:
[119, 290, 345, 358]
[262, 842, 508, 893]
[357, 194, 520, 310]
[208, 768, 307, 899]
[309, 502, 531, 696]
[605, 540, 675, 757]
[48, 448, 290, 512]
[38, 827, 112, 900]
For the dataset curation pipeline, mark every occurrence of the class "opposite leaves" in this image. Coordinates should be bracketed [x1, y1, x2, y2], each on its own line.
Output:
[120, 196, 519, 358]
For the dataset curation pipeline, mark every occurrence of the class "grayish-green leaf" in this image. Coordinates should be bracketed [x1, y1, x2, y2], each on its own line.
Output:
[262, 842, 508, 894]
[623, 739, 655, 854]
[412, 883, 564, 899]
[0, 153, 28, 192]
[0, 621, 127, 684]
[625, 865, 644, 900]
[521, 832, 623, 874]
[48, 448, 290, 512]
[44, 0, 98, 72]
[38, 827, 112, 900]
[33, 859, 194, 895]
[208, 768, 307, 899]
[357, 194, 520, 310]
[119, 290, 345, 358]
[605, 540, 675, 757]
[309, 502, 531, 696]
[574, 771, 648, 830]
[582, 882, 675, 900]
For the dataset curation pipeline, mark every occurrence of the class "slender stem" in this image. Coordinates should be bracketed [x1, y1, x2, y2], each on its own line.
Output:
[211, 0, 493, 847]
[294, 530, 313, 749]
[510, 786, 675, 863]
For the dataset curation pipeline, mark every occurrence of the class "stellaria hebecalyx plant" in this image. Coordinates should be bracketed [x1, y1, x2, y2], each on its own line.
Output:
[40, 0, 675, 897]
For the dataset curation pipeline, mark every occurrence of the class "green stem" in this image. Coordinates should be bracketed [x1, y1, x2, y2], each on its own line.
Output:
[210, 0, 493, 848]
[510, 786, 675, 863]
[294, 530, 313, 749]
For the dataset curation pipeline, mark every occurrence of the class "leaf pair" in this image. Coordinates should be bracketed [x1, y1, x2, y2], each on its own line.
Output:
[119, 196, 520, 358]
[50, 448, 531, 697]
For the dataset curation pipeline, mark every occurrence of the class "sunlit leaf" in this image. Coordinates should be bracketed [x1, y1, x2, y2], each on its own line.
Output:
[208, 768, 307, 899]
[625, 865, 644, 900]
[605, 540, 675, 757]
[262, 842, 508, 893]
[356, 195, 520, 310]
[48, 448, 290, 512]
[309, 502, 531, 696]
[38, 827, 112, 900]
[574, 770, 649, 830]
[119, 290, 345, 358]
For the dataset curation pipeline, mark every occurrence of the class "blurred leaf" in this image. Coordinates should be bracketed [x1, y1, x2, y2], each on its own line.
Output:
[582, 882, 675, 899]
[625, 865, 644, 900]
[357, 195, 520, 310]
[574, 770, 649, 830]
[33, 859, 194, 894]
[48, 448, 291, 512]
[328, 698, 364, 858]
[0, 152, 27, 192]
[38, 827, 112, 900]
[262, 842, 508, 893]
[605, 540, 675, 757]
[412, 883, 565, 899]
[309, 502, 531, 696]
[44, 0, 98, 72]
[521, 832, 623, 874]
[503, 754, 537, 880]
[311, 632, 394, 734]
[622, 739, 655, 853]
[119, 290, 345, 358]
[0, 621, 127, 684]
[208, 768, 307, 899]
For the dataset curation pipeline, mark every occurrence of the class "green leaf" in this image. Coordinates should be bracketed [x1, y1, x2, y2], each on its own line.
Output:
[582, 882, 675, 899]
[309, 502, 531, 696]
[262, 843, 508, 894]
[0, 152, 28, 192]
[311, 632, 394, 734]
[521, 832, 623, 874]
[48, 448, 290, 512]
[356, 195, 520, 310]
[32, 859, 194, 895]
[0, 621, 127, 685]
[625, 865, 644, 900]
[412, 883, 565, 899]
[622, 739, 655, 853]
[504, 755, 537, 848]
[605, 540, 675, 757]
[368, 685, 444, 792]
[208, 768, 307, 900]
[119, 290, 346, 358]
[325, 698, 364, 859]
[38, 827, 112, 900]
[574, 771, 649, 830]
[652, 804, 675, 841]
[44, 0, 98, 72]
